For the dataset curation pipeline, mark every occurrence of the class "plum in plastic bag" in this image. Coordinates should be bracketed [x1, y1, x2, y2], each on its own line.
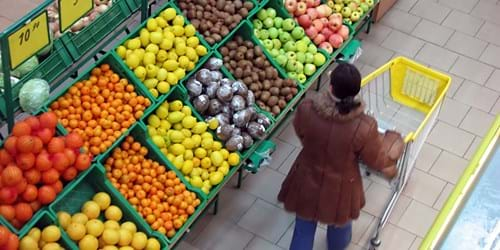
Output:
[206, 81, 220, 99]
[216, 124, 234, 141]
[232, 81, 248, 97]
[215, 113, 230, 126]
[209, 71, 223, 82]
[231, 95, 246, 112]
[208, 99, 223, 116]
[205, 58, 223, 70]
[241, 132, 254, 148]
[19, 78, 50, 113]
[193, 94, 210, 113]
[246, 91, 255, 106]
[196, 69, 212, 84]
[255, 113, 271, 128]
[247, 121, 266, 140]
[186, 78, 203, 97]
[217, 84, 233, 102]
[225, 135, 244, 151]
[233, 108, 253, 128]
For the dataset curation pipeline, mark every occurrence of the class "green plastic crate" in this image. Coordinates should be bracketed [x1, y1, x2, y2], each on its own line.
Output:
[0, 37, 73, 118]
[48, 165, 169, 249]
[125, 0, 142, 12]
[43, 52, 155, 161]
[17, 211, 76, 248]
[61, 0, 132, 61]
[97, 121, 208, 244]
[114, 1, 211, 101]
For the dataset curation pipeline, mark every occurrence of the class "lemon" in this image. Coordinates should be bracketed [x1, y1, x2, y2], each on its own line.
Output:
[207, 118, 219, 130]
[181, 129, 191, 138]
[134, 66, 147, 80]
[105, 205, 123, 221]
[42, 242, 62, 250]
[116, 46, 127, 58]
[170, 144, 185, 156]
[117, 228, 133, 246]
[162, 60, 178, 71]
[174, 68, 186, 81]
[102, 246, 119, 250]
[192, 134, 202, 147]
[144, 78, 158, 88]
[28, 228, 41, 242]
[178, 55, 190, 69]
[212, 141, 223, 151]
[184, 149, 194, 160]
[167, 153, 175, 162]
[151, 135, 165, 148]
[155, 16, 168, 28]
[146, 238, 161, 250]
[146, 18, 158, 31]
[102, 229, 120, 245]
[169, 100, 183, 111]
[163, 30, 175, 41]
[125, 54, 140, 69]
[185, 47, 198, 62]
[149, 31, 163, 44]
[160, 120, 171, 130]
[82, 201, 101, 219]
[172, 15, 185, 26]
[173, 123, 183, 130]
[155, 106, 168, 119]
[201, 169, 210, 180]
[104, 220, 120, 230]
[179, 116, 195, 129]
[175, 42, 187, 56]
[166, 72, 178, 85]
[194, 148, 207, 158]
[179, 138, 193, 150]
[209, 171, 224, 185]
[181, 160, 194, 175]
[72, 213, 89, 224]
[57, 211, 72, 229]
[86, 219, 104, 237]
[143, 52, 156, 66]
[201, 157, 211, 169]
[201, 138, 214, 150]
[66, 223, 86, 241]
[184, 24, 196, 37]
[139, 29, 150, 47]
[201, 132, 213, 140]
[161, 8, 177, 21]
[167, 50, 178, 60]
[147, 126, 157, 136]
[210, 151, 224, 167]
[121, 221, 137, 234]
[195, 45, 208, 56]
[219, 163, 229, 175]
[149, 88, 159, 98]
[173, 155, 184, 169]
[172, 25, 184, 36]
[133, 48, 145, 60]
[192, 122, 208, 134]
[157, 128, 167, 136]
[228, 153, 240, 166]
[191, 176, 203, 188]
[126, 38, 141, 50]
[170, 130, 185, 143]
[41, 225, 61, 243]
[146, 64, 158, 78]
[148, 115, 161, 128]
[159, 39, 173, 50]
[79, 235, 98, 250]
[201, 186, 210, 194]
[131, 232, 148, 250]
[20, 236, 38, 250]
[157, 50, 168, 62]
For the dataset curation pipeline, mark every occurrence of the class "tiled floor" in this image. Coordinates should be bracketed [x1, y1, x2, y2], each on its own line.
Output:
[2, 0, 499, 249]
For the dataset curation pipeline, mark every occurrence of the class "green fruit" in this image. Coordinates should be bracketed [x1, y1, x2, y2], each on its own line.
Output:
[148, 115, 161, 128]
[151, 135, 165, 147]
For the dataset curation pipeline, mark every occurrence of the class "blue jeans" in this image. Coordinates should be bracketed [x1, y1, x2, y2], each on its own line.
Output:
[290, 217, 352, 250]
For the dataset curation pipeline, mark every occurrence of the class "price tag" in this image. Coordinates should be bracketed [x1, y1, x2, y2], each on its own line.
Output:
[7, 11, 50, 70]
[59, 0, 93, 32]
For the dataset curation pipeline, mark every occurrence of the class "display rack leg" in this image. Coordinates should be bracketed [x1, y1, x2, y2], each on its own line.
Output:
[212, 195, 219, 215]
[316, 73, 324, 91]
[236, 167, 243, 189]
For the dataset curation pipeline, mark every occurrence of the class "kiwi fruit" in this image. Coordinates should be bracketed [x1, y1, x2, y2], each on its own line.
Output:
[267, 96, 278, 107]
[260, 91, 271, 102]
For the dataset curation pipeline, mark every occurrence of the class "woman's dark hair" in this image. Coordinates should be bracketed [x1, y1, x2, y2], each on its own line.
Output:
[330, 63, 362, 115]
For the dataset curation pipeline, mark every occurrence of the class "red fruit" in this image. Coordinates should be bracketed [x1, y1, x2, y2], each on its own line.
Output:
[14, 203, 33, 223]
[52, 152, 70, 172]
[29, 201, 41, 212]
[74, 153, 91, 171]
[31, 137, 43, 154]
[22, 185, 38, 202]
[24, 169, 41, 184]
[12, 122, 31, 137]
[3, 137, 17, 156]
[0, 187, 18, 205]
[3, 233, 19, 250]
[37, 186, 56, 205]
[0, 226, 9, 246]
[36, 128, 54, 145]
[35, 153, 52, 172]
[39, 112, 58, 129]
[65, 132, 84, 149]
[16, 153, 35, 170]
[15, 179, 28, 194]
[0, 205, 15, 221]
[51, 181, 63, 194]
[47, 137, 65, 154]
[41, 169, 59, 184]
[24, 116, 40, 131]
[1, 166, 23, 186]
[64, 148, 77, 166]
[62, 167, 78, 181]
[0, 150, 13, 165]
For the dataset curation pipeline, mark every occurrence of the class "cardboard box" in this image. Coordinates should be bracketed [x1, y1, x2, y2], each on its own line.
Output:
[373, 0, 398, 22]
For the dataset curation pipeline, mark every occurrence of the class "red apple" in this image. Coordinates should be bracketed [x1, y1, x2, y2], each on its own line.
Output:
[305, 0, 316, 8]
[285, 0, 298, 13]
[319, 42, 334, 53]
[321, 27, 334, 39]
[295, 2, 307, 16]
[329, 34, 344, 48]
[338, 25, 350, 40]
[298, 14, 312, 28]
[316, 4, 333, 18]
[314, 0, 320, 6]
[305, 26, 319, 38]
[320, 17, 329, 25]
[327, 14, 343, 31]
[313, 34, 326, 45]
[312, 19, 324, 31]
[306, 8, 319, 20]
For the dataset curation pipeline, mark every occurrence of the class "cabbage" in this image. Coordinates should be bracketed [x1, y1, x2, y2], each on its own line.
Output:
[0, 73, 20, 93]
[11, 56, 39, 78]
[19, 78, 49, 113]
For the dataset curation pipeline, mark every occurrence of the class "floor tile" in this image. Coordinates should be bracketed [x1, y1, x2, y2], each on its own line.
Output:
[450, 56, 494, 85]
[0, 16, 12, 32]
[241, 167, 285, 205]
[491, 98, 500, 115]
[438, 97, 470, 126]
[352, 211, 376, 244]
[459, 108, 496, 136]
[362, 182, 393, 217]
[464, 136, 483, 160]
[397, 200, 439, 237]
[388, 195, 412, 224]
[269, 139, 295, 170]
[445, 32, 488, 59]
[347, 243, 366, 250]
[381, 30, 425, 57]
[245, 237, 284, 250]
[430, 151, 469, 184]
[445, 73, 465, 98]
[378, 224, 417, 250]
[455, 80, 499, 112]
[394, 0, 419, 12]
[0, 0, 37, 21]
[277, 122, 301, 148]
[471, 0, 500, 25]
[276, 223, 293, 249]
[411, 19, 454, 46]
[438, 0, 479, 13]
[218, 186, 257, 223]
[415, 43, 458, 71]
[359, 24, 393, 45]
[403, 169, 447, 206]
[193, 216, 253, 250]
[278, 147, 301, 175]
[427, 121, 475, 156]
[433, 183, 455, 210]
[183, 213, 216, 243]
[176, 241, 201, 250]
[358, 218, 378, 248]
[380, 8, 421, 33]
[485, 69, 500, 92]
[442, 10, 484, 35]
[208, 225, 254, 250]
[360, 65, 377, 77]
[480, 44, 500, 68]
[238, 199, 294, 243]
[409, 237, 423, 250]
[477, 22, 500, 47]
[359, 41, 395, 68]
[410, 0, 452, 24]
[415, 143, 442, 172]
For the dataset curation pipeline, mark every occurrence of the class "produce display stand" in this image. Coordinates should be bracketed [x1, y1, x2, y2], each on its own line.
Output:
[0, 0, 382, 249]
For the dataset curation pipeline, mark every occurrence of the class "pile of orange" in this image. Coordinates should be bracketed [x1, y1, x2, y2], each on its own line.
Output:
[49, 64, 151, 156]
[104, 136, 201, 238]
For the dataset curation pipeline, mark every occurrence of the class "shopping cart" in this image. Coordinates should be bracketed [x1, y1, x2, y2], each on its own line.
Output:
[359, 57, 451, 249]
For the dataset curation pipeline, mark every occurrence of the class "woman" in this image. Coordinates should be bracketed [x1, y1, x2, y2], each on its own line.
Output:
[278, 63, 404, 250]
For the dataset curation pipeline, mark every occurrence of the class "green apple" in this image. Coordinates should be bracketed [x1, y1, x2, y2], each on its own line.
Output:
[351, 11, 361, 22]
[267, 8, 277, 18]
[305, 53, 314, 64]
[268, 27, 279, 39]
[334, 4, 343, 13]
[342, 7, 352, 18]
[344, 18, 352, 25]
[259, 29, 270, 40]
[291, 27, 305, 40]
[270, 49, 280, 57]
[286, 60, 298, 72]
[296, 41, 308, 53]
[276, 54, 288, 66]
[272, 39, 282, 49]
[264, 17, 274, 28]
[279, 32, 292, 43]
[304, 63, 317, 76]
[334, 0, 343, 4]
[301, 36, 312, 45]
[313, 53, 326, 67]
[296, 52, 306, 63]
[263, 39, 274, 50]
[280, 48, 286, 54]
[295, 61, 304, 74]
[288, 72, 298, 79]
[253, 19, 263, 30]
[283, 41, 296, 52]
[286, 51, 297, 61]
[297, 73, 307, 83]
[254, 29, 261, 38]
[366, 0, 374, 7]
[282, 18, 296, 31]
[343, 0, 350, 4]
[307, 44, 318, 54]
[327, 0, 335, 8]
[257, 9, 268, 21]
[360, 3, 369, 12]
[274, 17, 284, 28]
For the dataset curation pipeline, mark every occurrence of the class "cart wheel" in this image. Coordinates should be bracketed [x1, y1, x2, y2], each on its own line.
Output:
[370, 238, 381, 248]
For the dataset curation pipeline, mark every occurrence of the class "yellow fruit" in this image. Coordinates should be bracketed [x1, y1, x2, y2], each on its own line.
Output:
[146, 64, 158, 78]
[149, 88, 159, 98]
[102, 246, 119, 250]
[148, 115, 161, 128]
[219, 163, 229, 175]
[160, 120, 171, 130]
[175, 42, 187, 56]
[169, 100, 183, 111]
[155, 68, 167, 81]
[181, 160, 194, 175]
[207, 118, 219, 130]
[105, 206, 123, 221]
[121, 221, 137, 234]
[20, 236, 38, 250]
[102, 229, 120, 245]
[146, 18, 158, 31]
[192, 122, 208, 134]
[185, 47, 198, 62]
[181, 116, 197, 129]
[161, 8, 177, 21]
[157, 50, 168, 62]
[116, 46, 127, 58]
[139, 29, 150, 47]
[170, 130, 185, 143]
[117, 228, 133, 246]
[145, 79, 159, 89]
[159, 39, 173, 50]
[104, 220, 120, 230]
[167, 50, 178, 60]
[201, 132, 213, 139]
[201, 186, 210, 194]
[41, 225, 61, 243]
[67, 222, 86, 241]
[195, 148, 207, 158]
[28, 228, 41, 242]
[86, 219, 105, 237]
[174, 68, 186, 81]
[173, 155, 184, 169]
[228, 153, 240, 166]
[125, 54, 140, 69]
[131, 232, 148, 250]
[192, 134, 202, 147]
[209, 171, 224, 185]
[42, 242, 62, 250]
[210, 151, 224, 167]
[201, 138, 213, 150]
[170, 144, 185, 156]
[173, 123, 183, 130]
[133, 48, 145, 61]
[184, 24, 196, 37]
[166, 72, 178, 85]
[201, 157, 211, 169]
[146, 238, 161, 250]
[79, 235, 98, 250]
[177, 55, 190, 69]
[155, 16, 167, 28]
[172, 15, 185, 26]
[195, 45, 208, 56]
[150, 32, 163, 45]
[57, 211, 72, 229]
[212, 141, 222, 151]
[134, 66, 147, 80]
[93, 192, 111, 210]
[168, 111, 185, 124]
[143, 52, 156, 65]
[166, 153, 175, 162]
[182, 138, 195, 150]
[172, 25, 184, 36]
[82, 201, 101, 219]
[184, 149, 194, 159]
[126, 38, 141, 50]
[72, 213, 88, 224]
[162, 59, 178, 71]
[155, 106, 168, 119]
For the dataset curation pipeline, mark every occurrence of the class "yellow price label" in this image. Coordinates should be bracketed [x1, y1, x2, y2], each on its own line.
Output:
[59, 0, 93, 32]
[8, 12, 50, 70]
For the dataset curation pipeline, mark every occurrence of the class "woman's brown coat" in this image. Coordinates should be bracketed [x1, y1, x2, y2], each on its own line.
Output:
[278, 92, 404, 226]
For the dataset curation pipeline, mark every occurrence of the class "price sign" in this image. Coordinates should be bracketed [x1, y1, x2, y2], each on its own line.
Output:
[59, 0, 93, 32]
[7, 11, 50, 70]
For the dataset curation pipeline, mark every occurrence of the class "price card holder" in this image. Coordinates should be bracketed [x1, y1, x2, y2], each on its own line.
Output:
[7, 11, 50, 70]
[59, 0, 93, 32]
